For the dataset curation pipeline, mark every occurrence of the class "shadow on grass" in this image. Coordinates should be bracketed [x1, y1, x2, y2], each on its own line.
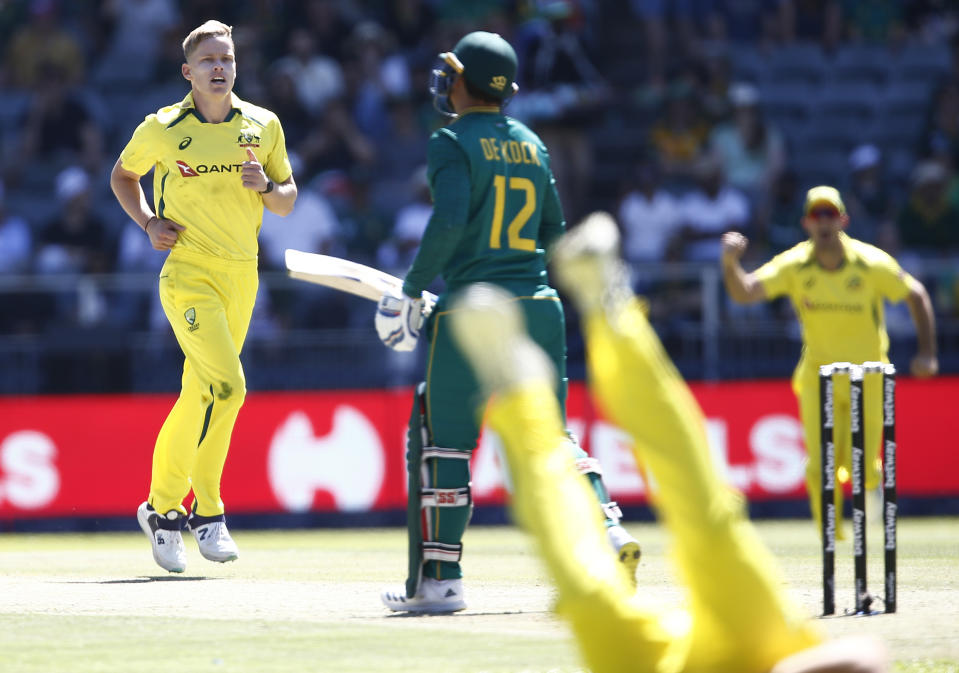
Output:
[54, 576, 220, 584]
[384, 609, 552, 618]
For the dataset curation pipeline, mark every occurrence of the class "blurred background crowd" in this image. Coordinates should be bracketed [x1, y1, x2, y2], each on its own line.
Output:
[0, 0, 957, 393]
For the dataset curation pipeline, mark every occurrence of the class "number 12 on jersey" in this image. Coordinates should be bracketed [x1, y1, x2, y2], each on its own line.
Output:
[490, 175, 536, 251]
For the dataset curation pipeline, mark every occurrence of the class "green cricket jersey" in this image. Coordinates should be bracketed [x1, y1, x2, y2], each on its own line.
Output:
[402, 106, 565, 298]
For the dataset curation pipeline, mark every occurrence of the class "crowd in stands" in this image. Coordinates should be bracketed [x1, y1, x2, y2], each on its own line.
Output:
[0, 0, 958, 350]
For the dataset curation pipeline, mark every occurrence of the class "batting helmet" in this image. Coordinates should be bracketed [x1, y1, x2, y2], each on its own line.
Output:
[430, 31, 519, 116]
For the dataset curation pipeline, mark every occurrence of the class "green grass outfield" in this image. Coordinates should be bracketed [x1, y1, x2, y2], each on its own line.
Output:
[1, 518, 957, 673]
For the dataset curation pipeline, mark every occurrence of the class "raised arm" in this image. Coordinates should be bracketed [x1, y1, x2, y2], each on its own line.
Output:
[904, 275, 938, 377]
[720, 231, 766, 304]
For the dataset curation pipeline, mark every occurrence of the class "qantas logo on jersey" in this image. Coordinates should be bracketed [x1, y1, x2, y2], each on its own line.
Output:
[176, 160, 244, 177]
[176, 160, 199, 177]
[802, 297, 863, 313]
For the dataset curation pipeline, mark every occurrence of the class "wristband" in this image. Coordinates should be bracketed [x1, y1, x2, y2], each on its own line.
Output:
[260, 180, 274, 194]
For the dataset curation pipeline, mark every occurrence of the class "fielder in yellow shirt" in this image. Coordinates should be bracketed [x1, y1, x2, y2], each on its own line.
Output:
[721, 186, 937, 535]
[447, 212, 887, 673]
[110, 20, 297, 573]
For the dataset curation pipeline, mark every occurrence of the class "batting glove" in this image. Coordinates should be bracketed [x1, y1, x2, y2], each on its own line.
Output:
[375, 293, 425, 352]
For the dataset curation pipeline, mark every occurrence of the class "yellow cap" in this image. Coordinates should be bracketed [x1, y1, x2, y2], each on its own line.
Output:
[804, 185, 846, 215]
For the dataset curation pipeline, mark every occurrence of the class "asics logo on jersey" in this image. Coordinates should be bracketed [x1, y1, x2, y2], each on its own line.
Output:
[179, 137, 192, 150]
[176, 160, 200, 177]
[847, 275, 862, 290]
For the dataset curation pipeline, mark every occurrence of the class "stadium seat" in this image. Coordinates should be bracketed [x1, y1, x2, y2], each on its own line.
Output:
[884, 145, 917, 185]
[790, 146, 848, 190]
[589, 121, 648, 166]
[799, 114, 876, 152]
[728, 44, 768, 84]
[873, 102, 927, 152]
[892, 42, 952, 84]
[0, 89, 29, 155]
[817, 81, 882, 122]
[6, 188, 61, 228]
[765, 43, 829, 87]
[760, 81, 814, 125]
[0, 89, 28, 124]
[775, 117, 812, 149]
[830, 44, 893, 87]
[882, 79, 935, 114]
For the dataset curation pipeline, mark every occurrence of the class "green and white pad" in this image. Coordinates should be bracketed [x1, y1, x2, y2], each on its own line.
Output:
[406, 384, 474, 598]
[572, 449, 623, 526]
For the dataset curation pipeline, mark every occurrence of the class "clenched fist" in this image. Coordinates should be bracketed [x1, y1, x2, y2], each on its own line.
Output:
[720, 231, 748, 265]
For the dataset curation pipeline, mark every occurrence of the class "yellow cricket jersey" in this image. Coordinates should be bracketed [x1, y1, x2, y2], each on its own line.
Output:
[755, 233, 912, 377]
[120, 91, 292, 261]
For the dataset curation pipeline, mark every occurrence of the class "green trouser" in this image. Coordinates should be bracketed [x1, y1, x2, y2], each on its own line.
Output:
[406, 283, 616, 594]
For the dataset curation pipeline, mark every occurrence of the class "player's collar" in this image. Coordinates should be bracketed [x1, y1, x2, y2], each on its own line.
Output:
[805, 232, 855, 269]
[456, 105, 502, 117]
[178, 91, 243, 122]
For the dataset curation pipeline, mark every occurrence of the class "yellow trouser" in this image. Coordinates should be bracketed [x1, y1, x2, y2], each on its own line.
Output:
[487, 299, 820, 673]
[150, 249, 258, 517]
[795, 367, 883, 537]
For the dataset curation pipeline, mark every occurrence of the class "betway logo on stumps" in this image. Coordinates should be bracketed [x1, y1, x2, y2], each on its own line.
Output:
[176, 161, 244, 178]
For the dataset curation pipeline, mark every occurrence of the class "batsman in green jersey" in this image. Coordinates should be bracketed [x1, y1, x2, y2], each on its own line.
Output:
[375, 31, 640, 613]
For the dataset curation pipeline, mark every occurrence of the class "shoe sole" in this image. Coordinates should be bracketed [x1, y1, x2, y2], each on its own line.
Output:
[137, 503, 185, 573]
[197, 548, 238, 563]
[552, 211, 621, 263]
[381, 590, 466, 614]
[617, 540, 641, 588]
[551, 212, 623, 306]
[383, 600, 467, 614]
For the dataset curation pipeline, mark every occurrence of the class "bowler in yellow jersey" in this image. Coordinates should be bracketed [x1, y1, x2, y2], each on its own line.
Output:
[446, 212, 887, 673]
[110, 20, 297, 573]
[721, 186, 937, 536]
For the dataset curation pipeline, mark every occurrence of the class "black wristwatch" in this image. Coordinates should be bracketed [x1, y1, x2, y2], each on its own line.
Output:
[259, 180, 274, 194]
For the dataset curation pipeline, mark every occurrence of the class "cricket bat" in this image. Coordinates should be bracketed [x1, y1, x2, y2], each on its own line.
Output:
[284, 249, 437, 312]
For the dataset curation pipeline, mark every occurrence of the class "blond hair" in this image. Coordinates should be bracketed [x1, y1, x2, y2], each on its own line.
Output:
[182, 20, 233, 60]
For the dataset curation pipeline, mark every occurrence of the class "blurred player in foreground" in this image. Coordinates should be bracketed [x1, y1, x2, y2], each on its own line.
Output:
[375, 31, 639, 613]
[448, 212, 888, 673]
[720, 186, 937, 535]
[110, 20, 296, 572]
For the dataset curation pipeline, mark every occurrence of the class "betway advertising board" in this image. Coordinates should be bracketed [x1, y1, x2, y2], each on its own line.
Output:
[1, 378, 957, 520]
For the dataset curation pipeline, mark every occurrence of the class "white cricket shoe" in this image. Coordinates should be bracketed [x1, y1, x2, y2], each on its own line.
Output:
[381, 578, 467, 614]
[551, 211, 632, 316]
[188, 513, 239, 563]
[137, 501, 187, 573]
[607, 524, 641, 588]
